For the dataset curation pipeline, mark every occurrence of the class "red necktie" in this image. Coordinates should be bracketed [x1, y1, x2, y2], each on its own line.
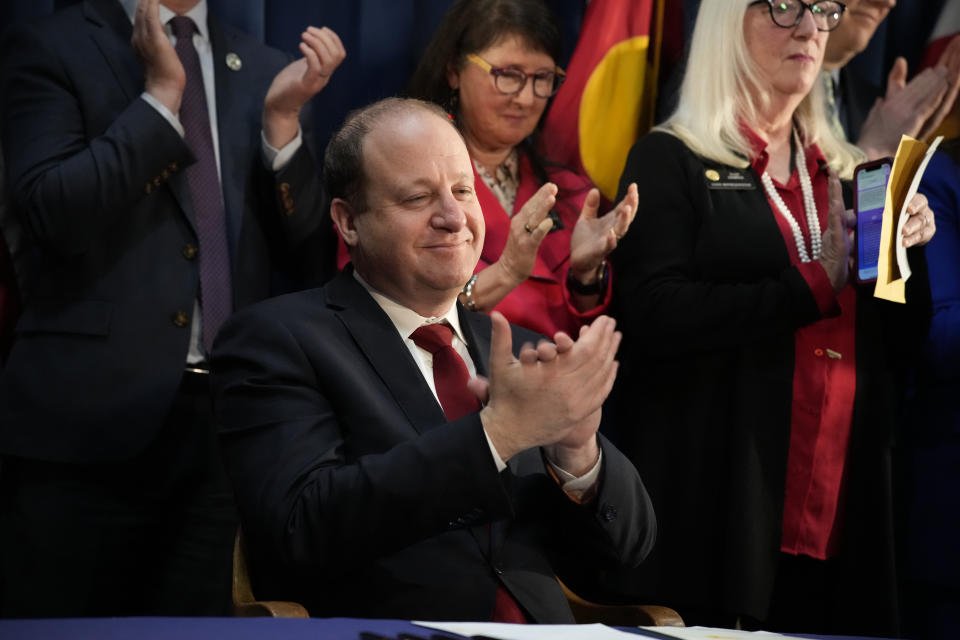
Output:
[408, 323, 527, 623]
[409, 324, 481, 421]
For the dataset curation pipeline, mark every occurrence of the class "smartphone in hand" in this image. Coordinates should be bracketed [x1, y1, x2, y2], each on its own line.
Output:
[853, 158, 892, 283]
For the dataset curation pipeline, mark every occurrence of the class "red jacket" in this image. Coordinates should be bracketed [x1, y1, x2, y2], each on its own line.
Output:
[473, 154, 610, 338]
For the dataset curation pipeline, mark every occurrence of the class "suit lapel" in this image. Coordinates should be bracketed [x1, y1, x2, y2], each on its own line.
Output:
[459, 306, 491, 379]
[85, 0, 142, 102]
[460, 309, 515, 558]
[328, 273, 497, 558]
[207, 16, 245, 255]
[326, 271, 449, 435]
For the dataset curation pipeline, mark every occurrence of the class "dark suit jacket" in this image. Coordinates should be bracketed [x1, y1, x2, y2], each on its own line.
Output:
[0, 0, 328, 462]
[837, 66, 880, 145]
[904, 147, 960, 589]
[211, 268, 656, 622]
[608, 131, 930, 637]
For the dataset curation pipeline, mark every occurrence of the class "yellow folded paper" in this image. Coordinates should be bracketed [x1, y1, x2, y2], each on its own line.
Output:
[873, 134, 942, 303]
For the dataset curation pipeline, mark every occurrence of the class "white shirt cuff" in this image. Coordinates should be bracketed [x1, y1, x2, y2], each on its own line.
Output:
[141, 92, 184, 137]
[482, 426, 603, 499]
[483, 428, 508, 473]
[262, 127, 303, 171]
[544, 449, 603, 500]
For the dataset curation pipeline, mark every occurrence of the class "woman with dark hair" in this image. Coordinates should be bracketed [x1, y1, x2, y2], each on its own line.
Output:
[405, 0, 638, 337]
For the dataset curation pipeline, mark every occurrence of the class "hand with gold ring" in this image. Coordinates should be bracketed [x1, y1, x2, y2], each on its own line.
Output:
[901, 192, 937, 248]
[569, 183, 639, 288]
[497, 182, 558, 285]
[263, 25, 346, 149]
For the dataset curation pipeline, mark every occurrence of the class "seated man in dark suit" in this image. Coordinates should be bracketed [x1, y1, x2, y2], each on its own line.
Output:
[211, 97, 656, 623]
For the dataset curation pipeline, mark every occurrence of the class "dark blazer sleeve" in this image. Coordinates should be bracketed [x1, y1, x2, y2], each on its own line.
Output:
[612, 131, 826, 359]
[211, 296, 516, 574]
[0, 20, 194, 258]
[268, 141, 336, 285]
[212, 287, 654, 593]
[916, 150, 960, 379]
[539, 436, 656, 597]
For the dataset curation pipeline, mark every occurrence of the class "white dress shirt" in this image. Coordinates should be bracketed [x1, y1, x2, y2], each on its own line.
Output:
[353, 271, 600, 497]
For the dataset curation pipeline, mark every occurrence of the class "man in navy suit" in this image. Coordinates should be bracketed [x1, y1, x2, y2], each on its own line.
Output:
[0, 0, 343, 617]
[211, 98, 656, 622]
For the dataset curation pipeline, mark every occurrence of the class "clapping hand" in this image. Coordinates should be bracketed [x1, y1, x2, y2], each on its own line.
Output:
[858, 37, 960, 159]
[131, 0, 185, 114]
[264, 26, 346, 149]
[819, 169, 856, 295]
[568, 183, 638, 289]
[478, 312, 620, 475]
[497, 182, 558, 284]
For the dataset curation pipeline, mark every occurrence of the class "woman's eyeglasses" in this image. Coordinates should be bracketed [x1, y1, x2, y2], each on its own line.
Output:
[467, 54, 566, 98]
[749, 0, 846, 32]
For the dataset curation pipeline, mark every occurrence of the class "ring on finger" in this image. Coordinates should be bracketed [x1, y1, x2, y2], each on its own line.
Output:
[524, 223, 533, 234]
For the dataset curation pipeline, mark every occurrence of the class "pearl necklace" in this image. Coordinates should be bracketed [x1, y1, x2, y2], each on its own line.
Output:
[760, 130, 821, 263]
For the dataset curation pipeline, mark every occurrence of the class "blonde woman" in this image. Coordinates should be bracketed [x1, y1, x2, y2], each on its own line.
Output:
[609, 1, 936, 635]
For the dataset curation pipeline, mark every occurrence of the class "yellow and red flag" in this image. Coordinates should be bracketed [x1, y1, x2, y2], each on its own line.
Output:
[541, 0, 665, 200]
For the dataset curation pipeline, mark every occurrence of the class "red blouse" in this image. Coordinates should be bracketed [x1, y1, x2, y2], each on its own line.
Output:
[748, 129, 857, 560]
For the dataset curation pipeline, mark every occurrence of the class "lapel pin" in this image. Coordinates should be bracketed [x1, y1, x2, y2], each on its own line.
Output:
[225, 52, 242, 71]
[705, 169, 720, 182]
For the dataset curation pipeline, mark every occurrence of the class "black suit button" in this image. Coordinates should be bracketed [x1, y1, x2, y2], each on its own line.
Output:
[182, 243, 198, 260]
[599, 504, 618, 522]
[493, 565, 504, 575]
[171, 311, 189, 327]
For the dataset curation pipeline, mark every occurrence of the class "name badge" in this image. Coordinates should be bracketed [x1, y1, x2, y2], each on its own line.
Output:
[704, 168, 756, 190]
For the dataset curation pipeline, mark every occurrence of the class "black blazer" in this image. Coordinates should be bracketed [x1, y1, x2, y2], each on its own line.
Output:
[608, 131, 929, 636]
[0, 0, 327, 462]
[211, 268, 656, 622]
[837, 66, 880, 144]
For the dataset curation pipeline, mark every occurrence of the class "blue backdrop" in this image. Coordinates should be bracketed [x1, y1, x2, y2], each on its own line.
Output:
[0, 1, 941, 156]
[0, 0, 585, 152]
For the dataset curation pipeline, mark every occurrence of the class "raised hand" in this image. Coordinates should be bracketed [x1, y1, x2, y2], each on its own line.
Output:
[131, 0, 185, 114]
[918, 35, 960, 142]
[496, 182, 558, 284]
[818, 169, 855, 294]
[857, 57, 948, 159]
[263, 26, 346, 148]
[569, 183, 638, 289]
[479, 312, 620, 474]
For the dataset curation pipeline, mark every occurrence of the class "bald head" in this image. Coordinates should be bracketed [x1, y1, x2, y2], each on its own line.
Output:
[324, 98, 462, 213]
[160, 0, 203, 14]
